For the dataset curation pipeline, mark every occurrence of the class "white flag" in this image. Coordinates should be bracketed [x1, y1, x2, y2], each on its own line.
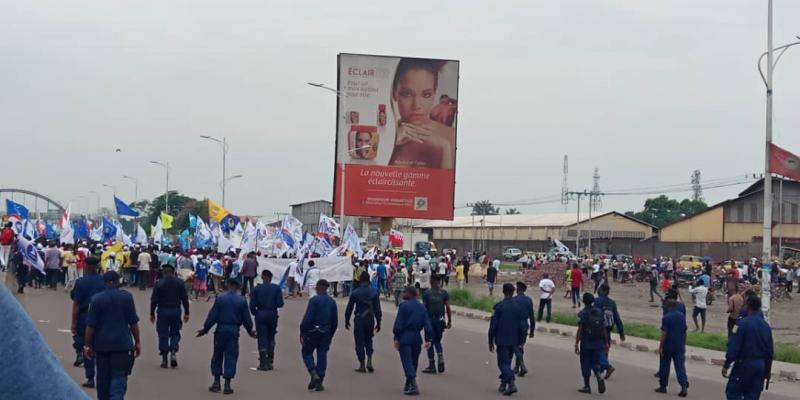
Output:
[17, 235, 45, 274]
[318, 214, 341, 238]
[135, 224, 148, 245]
[59, 204, 74, 245]
[152, 217, 164, 245]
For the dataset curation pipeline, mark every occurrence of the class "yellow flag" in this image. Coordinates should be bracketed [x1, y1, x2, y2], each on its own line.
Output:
[208, 199, 229, 222]
[160, 212, 174, 229]
[100, 242, 124, 272]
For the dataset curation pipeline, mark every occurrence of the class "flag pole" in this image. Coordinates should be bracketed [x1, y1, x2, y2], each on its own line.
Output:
[760, 0, 774, 322]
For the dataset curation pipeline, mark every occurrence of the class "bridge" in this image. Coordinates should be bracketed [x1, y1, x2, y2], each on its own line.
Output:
[0, 188, 66, 214]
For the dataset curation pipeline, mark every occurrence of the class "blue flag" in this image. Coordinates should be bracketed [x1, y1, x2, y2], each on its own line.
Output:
[102, 217, 117, 241]
[5, 199, 29, 221]
[179, 229, 190, 249]
[220, 214, 240, 233]
[188, 214, 198, 229]
[45, 222, 56, 240]
[114, 196, 139, 217]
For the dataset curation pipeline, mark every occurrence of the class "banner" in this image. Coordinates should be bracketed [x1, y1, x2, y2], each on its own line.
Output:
[334, 53, 459, 220]
[769, 143, 800, 181]
[256, 256, 354, 284]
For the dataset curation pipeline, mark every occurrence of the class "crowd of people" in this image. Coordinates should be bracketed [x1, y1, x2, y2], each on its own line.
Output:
[0, 221, 780, 399]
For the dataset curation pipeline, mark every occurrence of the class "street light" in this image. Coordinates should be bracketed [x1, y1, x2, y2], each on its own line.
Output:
[122, 175, 139, 202]
[200, 135, 230, 206]
[102, 184, 117, 196]
[218, 174, 243, 197]
[757, 1, 799, 322]
[89, 190, 100, 216]
[308, 82, 352, 229]
[150, 161, 170, 214]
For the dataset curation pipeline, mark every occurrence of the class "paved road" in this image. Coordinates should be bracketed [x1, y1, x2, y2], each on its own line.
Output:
[18, 287, 795, 399]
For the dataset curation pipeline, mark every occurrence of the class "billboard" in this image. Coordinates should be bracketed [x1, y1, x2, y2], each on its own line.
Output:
[334, 53, 459, 220]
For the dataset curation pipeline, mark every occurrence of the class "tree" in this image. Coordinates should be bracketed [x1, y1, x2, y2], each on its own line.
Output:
[626, 195, 708, 227]
[140, 191, 208, 233]
[505, 208, 521, 215]
[470, 201, 499, 216]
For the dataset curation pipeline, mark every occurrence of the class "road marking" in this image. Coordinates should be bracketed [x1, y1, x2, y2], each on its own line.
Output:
[38, 320, 50, 323]
[56, 329, 72, 334]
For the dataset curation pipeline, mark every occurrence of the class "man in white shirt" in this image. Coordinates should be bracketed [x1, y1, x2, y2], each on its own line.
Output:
[689, 281, 709, 333]
[303, 260, 321, 298]
[537, 274, 555, 323]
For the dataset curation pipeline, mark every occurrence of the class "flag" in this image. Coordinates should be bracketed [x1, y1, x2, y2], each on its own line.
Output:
[240, 223, 258, 253]
[343, 224, 363, 258]
[135, 224, 148, 245]
[195, 217, 213, 242]
[221, 214, 240, 233]
[17, 235, 45, 274]
[179, 229, 190, 249]
[208, 199, 229, 222]
[318, 214, 341, 238]
[280, 215, 303, 249]
[160, 212, 174, 229]
[59, 204, 74, 244]
[152, 217, 164, 245]
[21, 220, 37, 241]
[389, 229, 404, 247]
[769, 143, 800, 181]
[102, 217, 117, 241]
[114, 196, 140, 217]
[114, 220, 132, 246]
[217, 234, 233, 254]
[5, 199, 29, 222]
[188, 213, 198, 229]
[90, 219, 104, 241]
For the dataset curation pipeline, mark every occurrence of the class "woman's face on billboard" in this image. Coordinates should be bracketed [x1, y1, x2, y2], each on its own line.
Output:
[393, 69, 435, 125]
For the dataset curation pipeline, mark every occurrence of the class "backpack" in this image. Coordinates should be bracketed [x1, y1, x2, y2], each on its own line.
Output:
[426, 289, 446, 318]
[584, 308, 606, 340]
[600, 304, 615, 328]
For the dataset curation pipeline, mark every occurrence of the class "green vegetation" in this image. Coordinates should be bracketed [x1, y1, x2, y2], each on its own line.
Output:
[499, 263, 521, 272]
[447, 289, 800, 364]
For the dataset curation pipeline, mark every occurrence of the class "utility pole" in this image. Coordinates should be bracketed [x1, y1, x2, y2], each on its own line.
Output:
[691, 170, 703, 202]
[591, 168, 602, 212]
[561, 155, 569, 212]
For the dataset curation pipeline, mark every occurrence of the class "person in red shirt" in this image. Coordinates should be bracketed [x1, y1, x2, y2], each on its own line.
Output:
[570, 264, 584, 308]
[661, 275, 671, 294]
[0, 222, 15, 270]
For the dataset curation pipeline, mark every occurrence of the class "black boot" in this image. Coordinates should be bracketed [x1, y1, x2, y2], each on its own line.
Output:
[422, 359, 437, 374]
[223, 378, 233, 395]
[170, 351, 178, 368]
[308, 370, 321, 391]
[355, 359, 367, 373]
[366, 356, 374, 373]
[518, 361, 528, 377]
[678, 385, 688, 397]
[82, 379, 95, 388]
[403, 378, 412, 394]
[267, 343, 275, 370]
[437, 353, 445, 373]
[503, 381, 518, 396]
[209, 377, 221, 393]
[73, 352, 84, 367]
[257, 349, 269, 371]
[404, 378, 419, 395]
[654, 386, 667, 394]
[315, 376, 325, 392]
[160, 353, 168, 368]
[498, 382, 508, 393]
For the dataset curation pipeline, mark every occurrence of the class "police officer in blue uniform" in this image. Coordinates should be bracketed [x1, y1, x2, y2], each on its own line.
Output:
[722, 295, 774, 400]
[300, 279, 338, 392]
[345, 271, 382, 373]
[511, 281, 535, 377]
[656, 298, 689, 397]
[574, 293, 607, 395]
[70, 256, 106, 388]
[250, 269, 284, 371]
[149, 264, 190, 369]
[593, 284, 625, 379]
[197, 278, 256, 395]
[84, 271, 141, 400]
[393, 286, 433, 395]
[489, 283, 528, 396]
[421, 275, 452, 375]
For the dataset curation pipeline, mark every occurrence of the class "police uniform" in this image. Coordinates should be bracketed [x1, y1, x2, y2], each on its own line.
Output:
[344, 284, 382, 370]
[658, 307, 688, 391]
[150, 274, 190, 365]
[200, 291, 254, 382]
[421, 287, 449, 373]
[511, 292, 535, 375]
[392, 297, 433, 394]
[489, 297, 528, 393]
[300, 292, 338, 388]
[249, 280, 284, 370]
[593, 294, 624, 375]
[71, 272, 106, 386]
[86, 286, 139, 400]
[724, 313, 773, 400]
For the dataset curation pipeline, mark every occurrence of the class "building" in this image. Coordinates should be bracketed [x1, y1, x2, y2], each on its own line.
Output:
[415, 211, 657, 257]
[660, 178, 800, 246]
[289, 200, 381, 242]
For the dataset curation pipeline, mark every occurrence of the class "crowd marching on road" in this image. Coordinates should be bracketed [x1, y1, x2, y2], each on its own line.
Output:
[0, 220, 782, 400]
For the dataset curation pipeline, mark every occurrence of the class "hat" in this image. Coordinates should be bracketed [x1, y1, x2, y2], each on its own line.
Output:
[103, 271, 120, 283]
[36, 244, 43, 250]
[109, 252, 116, 257]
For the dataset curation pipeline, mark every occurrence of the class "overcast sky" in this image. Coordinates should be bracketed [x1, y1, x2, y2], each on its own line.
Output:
[2, 0, 799, 219]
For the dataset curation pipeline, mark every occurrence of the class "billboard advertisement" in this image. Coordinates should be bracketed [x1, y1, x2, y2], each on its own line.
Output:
[334, 53, 459, 220]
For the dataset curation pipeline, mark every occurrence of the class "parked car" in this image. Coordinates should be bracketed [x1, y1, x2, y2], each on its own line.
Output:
[502, 247, 523, 261]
